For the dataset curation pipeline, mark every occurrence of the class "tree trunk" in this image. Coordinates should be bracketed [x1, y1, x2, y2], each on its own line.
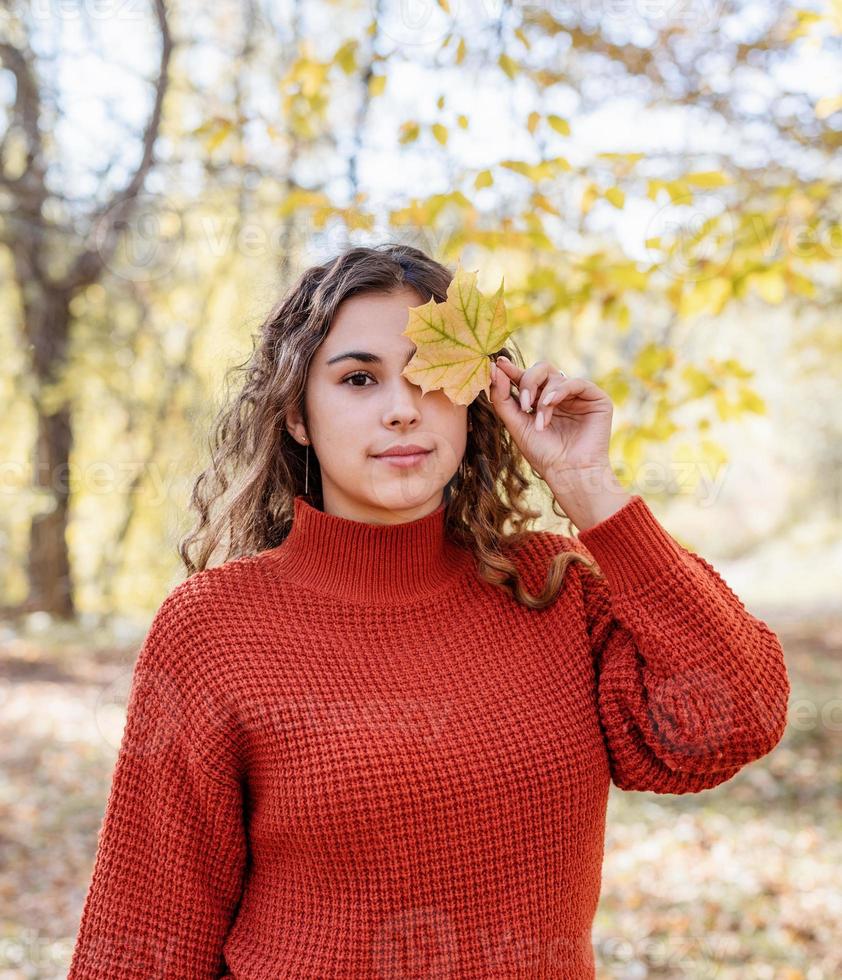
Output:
[27, 402, 74, 618]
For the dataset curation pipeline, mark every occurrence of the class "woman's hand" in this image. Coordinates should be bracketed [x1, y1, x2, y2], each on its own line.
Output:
[487, 355, 631, 529]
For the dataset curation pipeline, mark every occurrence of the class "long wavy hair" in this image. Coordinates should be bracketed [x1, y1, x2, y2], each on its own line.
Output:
[178, 242, 603, 609]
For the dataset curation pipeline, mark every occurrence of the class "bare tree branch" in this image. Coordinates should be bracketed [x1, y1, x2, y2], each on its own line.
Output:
[59, 0, 174, 293]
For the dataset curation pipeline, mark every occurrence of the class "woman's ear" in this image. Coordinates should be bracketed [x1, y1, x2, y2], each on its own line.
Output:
[286, 413, 307, 444]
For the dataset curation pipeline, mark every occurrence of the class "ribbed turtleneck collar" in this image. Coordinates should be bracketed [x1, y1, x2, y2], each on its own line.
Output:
[263, 495, 473, 603]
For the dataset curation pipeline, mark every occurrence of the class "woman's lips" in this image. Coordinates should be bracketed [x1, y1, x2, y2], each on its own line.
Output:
[374, 450, 432, 468]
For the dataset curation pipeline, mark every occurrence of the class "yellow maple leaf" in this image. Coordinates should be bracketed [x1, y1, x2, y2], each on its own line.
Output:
[401, 265, 513, 406]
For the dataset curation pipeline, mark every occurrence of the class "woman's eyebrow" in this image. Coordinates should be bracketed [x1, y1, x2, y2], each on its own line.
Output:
[326, 347, 416, 367]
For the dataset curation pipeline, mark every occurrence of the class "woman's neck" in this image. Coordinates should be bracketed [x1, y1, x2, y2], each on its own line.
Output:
[262, 495, 473, 603]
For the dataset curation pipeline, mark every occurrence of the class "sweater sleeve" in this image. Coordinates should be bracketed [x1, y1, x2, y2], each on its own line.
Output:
[566, 494, 790, 794]
[67, 590, 248, 979]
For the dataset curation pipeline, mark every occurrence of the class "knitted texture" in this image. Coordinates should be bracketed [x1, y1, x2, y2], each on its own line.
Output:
[68, 493, 790, 979]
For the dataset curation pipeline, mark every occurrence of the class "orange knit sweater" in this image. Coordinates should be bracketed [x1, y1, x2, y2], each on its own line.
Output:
[68, 493, 790, 979]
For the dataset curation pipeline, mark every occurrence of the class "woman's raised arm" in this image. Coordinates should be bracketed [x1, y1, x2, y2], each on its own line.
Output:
[569, 495, 791, 794]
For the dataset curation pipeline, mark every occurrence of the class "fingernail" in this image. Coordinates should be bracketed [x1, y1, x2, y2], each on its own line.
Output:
[536, 411, 544, 432]
[540, 390, 553, 406]
[491, 362, 497, 382]
[520, 389, 530, 412]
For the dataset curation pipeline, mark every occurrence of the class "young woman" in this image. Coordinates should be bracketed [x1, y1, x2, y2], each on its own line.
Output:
[68, 243, 790, 979]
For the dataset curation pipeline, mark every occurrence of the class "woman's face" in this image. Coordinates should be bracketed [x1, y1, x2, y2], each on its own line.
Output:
[287, 286, 468, 524]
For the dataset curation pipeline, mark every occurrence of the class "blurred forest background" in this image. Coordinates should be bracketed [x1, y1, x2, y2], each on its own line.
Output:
[1, 0, 840, 977]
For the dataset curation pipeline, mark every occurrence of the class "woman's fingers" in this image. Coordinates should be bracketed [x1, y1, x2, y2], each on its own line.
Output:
[496, 357, 555, 412]
[489, 355, 528, 430]
[535, 378, 594, 429]
[496, 356, 571, 418]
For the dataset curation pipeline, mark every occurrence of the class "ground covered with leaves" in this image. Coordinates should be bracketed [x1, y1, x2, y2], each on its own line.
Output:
[0, 609, 838, 978]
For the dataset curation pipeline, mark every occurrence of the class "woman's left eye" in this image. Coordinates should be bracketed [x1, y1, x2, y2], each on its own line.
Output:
[342, 371, 376, 387]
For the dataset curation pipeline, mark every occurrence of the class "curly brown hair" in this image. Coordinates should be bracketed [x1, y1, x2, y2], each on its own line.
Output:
[178, 242, 602, 609]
